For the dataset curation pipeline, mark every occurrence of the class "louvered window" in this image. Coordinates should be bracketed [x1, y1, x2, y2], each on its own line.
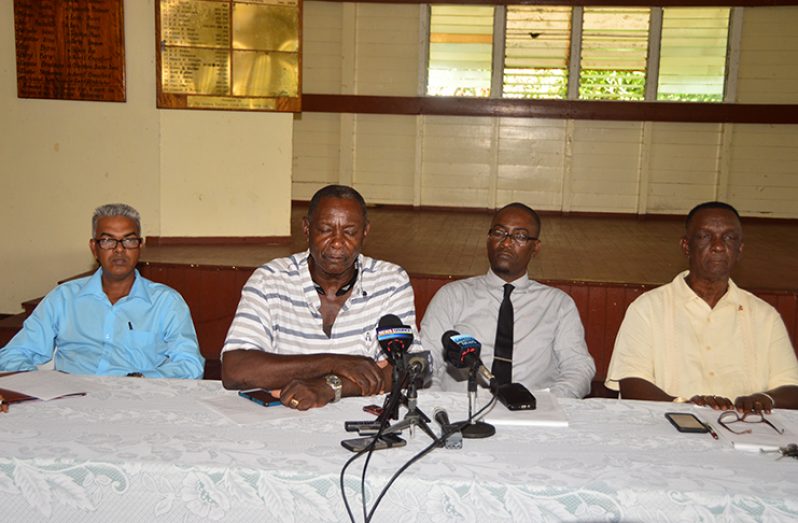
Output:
[657, 8, 730, 102]
[426, 5, 734, 103]
[427, 6, 494, 97]
[503, 6, 572, 99]
[579, 7, 650, 101]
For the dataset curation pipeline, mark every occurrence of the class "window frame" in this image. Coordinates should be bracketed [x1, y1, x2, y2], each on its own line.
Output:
[431, 4, 734, 103]
[302, 0, 798, 124]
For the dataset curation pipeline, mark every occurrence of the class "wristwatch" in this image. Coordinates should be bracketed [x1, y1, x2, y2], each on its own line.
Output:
[325, 374, 343, 403]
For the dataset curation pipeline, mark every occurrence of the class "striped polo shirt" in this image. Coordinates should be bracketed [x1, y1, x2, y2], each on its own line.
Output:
[222, 251, 420, 360]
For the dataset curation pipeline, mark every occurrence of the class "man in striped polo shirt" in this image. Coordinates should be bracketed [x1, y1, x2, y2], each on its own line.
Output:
[221, 185, 421, 410]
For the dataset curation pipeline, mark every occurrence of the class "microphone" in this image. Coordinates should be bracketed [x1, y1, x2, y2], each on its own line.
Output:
[433, 407, 463, 449]
[377, 314, 413, 366]
[441, 331, 497, 440]
[441, 331, 495, 385]
[407, 351, 428, 376]
[433, 407, 451, 427]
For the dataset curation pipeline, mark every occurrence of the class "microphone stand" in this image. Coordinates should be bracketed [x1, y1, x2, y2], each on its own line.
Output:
[377, 363, 403, 422]
[381, 374, 438, 443]
[459, 365, 496, 439]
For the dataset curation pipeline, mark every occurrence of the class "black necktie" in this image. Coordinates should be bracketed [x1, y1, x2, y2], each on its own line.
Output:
[491, 283, 514, 385]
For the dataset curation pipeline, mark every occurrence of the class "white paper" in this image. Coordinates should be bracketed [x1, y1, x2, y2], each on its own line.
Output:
[484, 390, 569, 427]
[0, 370, 106, 400]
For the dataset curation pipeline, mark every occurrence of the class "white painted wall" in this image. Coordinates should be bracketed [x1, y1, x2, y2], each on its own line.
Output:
[294, 3, 798, 218]
[0, 0, 293, 313]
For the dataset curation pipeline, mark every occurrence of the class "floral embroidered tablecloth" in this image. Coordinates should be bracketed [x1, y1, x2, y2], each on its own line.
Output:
[1, 376, 797, 522]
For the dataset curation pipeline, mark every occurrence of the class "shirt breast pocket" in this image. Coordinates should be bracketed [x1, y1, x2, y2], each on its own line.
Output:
[124, 330, 162, 366]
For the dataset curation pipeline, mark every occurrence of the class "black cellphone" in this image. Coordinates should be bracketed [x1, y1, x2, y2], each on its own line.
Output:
[341, 434, 407, 453]
[665, 412, 709, 433]
[497, 383, 536, 411]
[238, 389, 282, 407]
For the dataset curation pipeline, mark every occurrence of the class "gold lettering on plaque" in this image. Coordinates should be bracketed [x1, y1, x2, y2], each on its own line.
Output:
[233, 50, 298, 97]
[187, 96, 277, 110]
[162, 47, 230, 95]
[236, 0, 298, 7]
[233, 4, 299, 52]
[157, 0, 301, 112]
[161, 0, 230, 48]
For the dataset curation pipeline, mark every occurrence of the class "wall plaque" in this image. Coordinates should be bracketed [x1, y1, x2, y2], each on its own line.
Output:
[157, 0, 302, 113]
[13, 0, 126, 102]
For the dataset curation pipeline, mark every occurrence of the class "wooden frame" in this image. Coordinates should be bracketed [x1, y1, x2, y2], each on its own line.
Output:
[302, 95, 798, 123]
[13, 0, 126, 102]
[155, 0, 303, 113]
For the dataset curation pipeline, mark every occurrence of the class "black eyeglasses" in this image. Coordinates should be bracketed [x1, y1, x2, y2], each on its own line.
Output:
[717, 411, 784, 435]
[488, 228, 537, 246]
[93, 238, 143, 250]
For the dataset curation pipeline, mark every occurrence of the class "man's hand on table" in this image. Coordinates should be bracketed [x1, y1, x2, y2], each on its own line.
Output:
[689, 395, 735, 411]
[734, 393, 775, 414]
[690, 393, 775, 414]
[278, 359, 392, 410]
[279, 377, 336, 411]
[331, 355, 387, 396]
[0, 394, 7, 413]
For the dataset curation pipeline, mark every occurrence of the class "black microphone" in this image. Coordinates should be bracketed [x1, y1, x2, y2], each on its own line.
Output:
[441, 331, 495, 385]
[433, 407, 463, 449]
[407, 351, 428, 376]
[377, 314, 414, 366]
[433, 407, 451, 427]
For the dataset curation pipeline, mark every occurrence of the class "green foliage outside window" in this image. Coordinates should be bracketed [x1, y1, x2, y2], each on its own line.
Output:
[503, 68, 568, 99]
[579, 70, 646, 101]
[658, 92, 723, 102]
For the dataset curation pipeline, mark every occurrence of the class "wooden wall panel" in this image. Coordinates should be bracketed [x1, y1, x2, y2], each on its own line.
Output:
[294, 3, 798, 218]
[757, 291, 798, 346]
[353, 3, 421, 96]
[354, 114, 418, 203]
[292, 112, 342, 194]
[410, 275, 452, 325]
[302, 1, 343, 93]
[737, 7, 798, 104]
[140, 265, 255, 380]
[140, 263, 798, 387]
[421, 116, 496, 207]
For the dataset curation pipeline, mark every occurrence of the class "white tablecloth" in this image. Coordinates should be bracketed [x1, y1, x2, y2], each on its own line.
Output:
[1, 377, 797, 522]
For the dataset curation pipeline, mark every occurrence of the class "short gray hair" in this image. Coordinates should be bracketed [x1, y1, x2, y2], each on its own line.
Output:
[92, 203, 141, 237]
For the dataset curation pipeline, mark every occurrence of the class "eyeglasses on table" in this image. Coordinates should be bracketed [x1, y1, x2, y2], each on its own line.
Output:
[717, 411, 784, 435]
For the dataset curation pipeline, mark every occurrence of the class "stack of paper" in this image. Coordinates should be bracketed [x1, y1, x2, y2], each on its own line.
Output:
[0, 370, 101, 403]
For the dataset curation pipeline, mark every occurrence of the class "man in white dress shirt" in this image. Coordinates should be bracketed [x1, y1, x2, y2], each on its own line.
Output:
[421, 203, 595, 398]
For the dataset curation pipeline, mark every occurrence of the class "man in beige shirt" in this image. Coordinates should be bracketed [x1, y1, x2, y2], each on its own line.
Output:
[606, 201, 798, 412]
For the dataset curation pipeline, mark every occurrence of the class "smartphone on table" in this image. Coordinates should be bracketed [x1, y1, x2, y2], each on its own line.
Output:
[238, 388, 282, 407]
[341, 433, 406, 453]
[664, 412, 709, 433]
[497, 383, 536, 411]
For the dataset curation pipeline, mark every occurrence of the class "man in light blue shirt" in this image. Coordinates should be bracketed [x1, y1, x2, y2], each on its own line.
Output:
[0, 204, 204, 379]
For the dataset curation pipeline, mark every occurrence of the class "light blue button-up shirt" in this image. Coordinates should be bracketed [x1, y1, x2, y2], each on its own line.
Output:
[0, 269, 204, 378]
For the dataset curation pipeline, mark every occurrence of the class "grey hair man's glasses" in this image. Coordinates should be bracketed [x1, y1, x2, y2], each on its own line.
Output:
[93, 238, 143, 250]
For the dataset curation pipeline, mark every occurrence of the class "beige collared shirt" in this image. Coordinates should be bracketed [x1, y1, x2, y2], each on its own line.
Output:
[606, 270, 798, 399]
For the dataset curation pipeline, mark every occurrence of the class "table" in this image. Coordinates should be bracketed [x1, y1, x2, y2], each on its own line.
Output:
[1, 376, 797, 522]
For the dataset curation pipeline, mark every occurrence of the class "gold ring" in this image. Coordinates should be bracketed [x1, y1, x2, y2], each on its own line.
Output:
[289, 398, 300, 408]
